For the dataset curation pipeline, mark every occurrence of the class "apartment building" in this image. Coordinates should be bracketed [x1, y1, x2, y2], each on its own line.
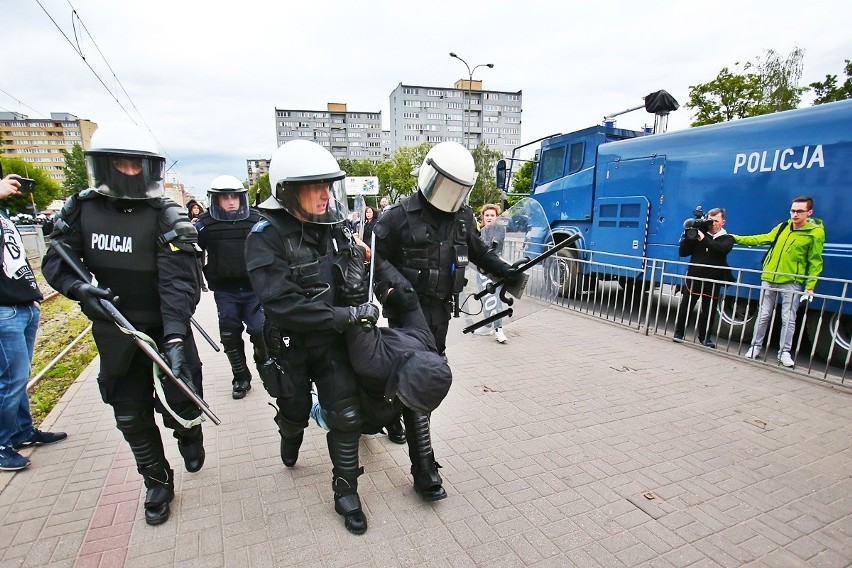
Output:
[389, 81, 522, 156]
[0, 112, 97, 184]
[246, 158, 270, 187]
[273, 103, 384, 163]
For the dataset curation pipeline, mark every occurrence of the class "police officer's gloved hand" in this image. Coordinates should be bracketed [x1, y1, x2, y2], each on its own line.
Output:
[348, 302, 379, 329]
[385, 286, 419, 312]
[69, 281, 115, 321]
[504, 259, 527, 288]
[339, 282, 368, 307]
[163, 339, 191, 383]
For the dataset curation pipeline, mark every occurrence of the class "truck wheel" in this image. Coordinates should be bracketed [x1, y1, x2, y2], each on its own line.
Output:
[715, 294, 757, 344]
[806, 312, 852, 368]
[552, 248, 581, 298]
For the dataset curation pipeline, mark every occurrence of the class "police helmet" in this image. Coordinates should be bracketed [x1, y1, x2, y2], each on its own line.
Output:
[415, 141, 477, 213]
[85, 122, 165, 200]
[208, 175, 249, 221]
[264, 140, 348, 224]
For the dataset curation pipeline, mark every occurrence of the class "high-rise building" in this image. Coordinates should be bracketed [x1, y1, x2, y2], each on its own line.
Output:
[246, 158, 269, 187]
[273, 103, 384, 163]
[0, 112, 97, 184]
[389, 81, 522, 156]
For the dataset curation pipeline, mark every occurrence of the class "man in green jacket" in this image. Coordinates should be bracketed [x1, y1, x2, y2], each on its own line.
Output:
[734, 196, 825, 367]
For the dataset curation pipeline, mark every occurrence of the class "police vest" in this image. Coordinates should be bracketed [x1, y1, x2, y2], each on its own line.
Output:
[198, 210, 260, 284]
[397, 209, 469, 300]
[261, 211, 354, 347]
[79, 198, 161, 325]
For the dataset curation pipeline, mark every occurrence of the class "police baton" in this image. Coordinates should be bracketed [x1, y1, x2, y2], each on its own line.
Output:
[190, 317, 220, 352]
[50, 242, 221, 425]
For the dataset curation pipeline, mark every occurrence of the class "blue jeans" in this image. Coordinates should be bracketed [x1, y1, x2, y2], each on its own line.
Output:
[0, 303, 39, 448]
[751, 281, 803, 355]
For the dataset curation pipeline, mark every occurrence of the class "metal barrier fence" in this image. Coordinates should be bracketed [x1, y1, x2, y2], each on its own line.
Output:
[500, 239, 850, 387]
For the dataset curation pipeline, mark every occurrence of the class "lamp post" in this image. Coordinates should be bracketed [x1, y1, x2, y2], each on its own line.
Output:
[449, 52, 493, 150]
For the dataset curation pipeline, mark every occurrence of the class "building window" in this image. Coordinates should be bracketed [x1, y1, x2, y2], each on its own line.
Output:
[447, 102, 463, 109]
[403, 87, 420, 95]
[427, 89, 445, 97]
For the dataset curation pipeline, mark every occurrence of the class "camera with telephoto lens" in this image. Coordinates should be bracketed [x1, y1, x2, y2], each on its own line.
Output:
[682, 206, 714, 240]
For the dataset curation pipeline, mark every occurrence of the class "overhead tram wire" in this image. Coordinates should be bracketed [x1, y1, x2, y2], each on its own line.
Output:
[33, 0, 172, 162]
[0, 88, 46, 117]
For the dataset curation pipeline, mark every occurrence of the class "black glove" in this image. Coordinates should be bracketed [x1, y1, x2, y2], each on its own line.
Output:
[338, 282, 368, 307]
[385, 286, 419, 312]
[69, 282, 115, 321]
[163, 340, 191, 383]
[504, 260, 527, 288]
[348, 302, 380, 329]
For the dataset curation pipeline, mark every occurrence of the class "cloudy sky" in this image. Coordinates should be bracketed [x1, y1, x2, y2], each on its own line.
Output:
[5, 0, 851, 198]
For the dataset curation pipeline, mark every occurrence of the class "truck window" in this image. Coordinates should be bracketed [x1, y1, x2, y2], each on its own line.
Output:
[538, 145, 567, 184]
[568, 142, 584, 174]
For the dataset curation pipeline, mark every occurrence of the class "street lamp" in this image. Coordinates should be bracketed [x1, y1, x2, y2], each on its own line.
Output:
[449, 52, 494, 150]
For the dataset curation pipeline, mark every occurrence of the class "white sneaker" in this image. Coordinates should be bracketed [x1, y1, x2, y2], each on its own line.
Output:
[778, 352, 795, 368]
[494, 328, 507, 344]
[744, 346, 761, 359]
[474, 326, 494, 336]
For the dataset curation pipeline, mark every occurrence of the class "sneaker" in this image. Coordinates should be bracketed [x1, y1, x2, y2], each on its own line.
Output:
[0, 446, 31, 471]
[701, 339, 716, 349]
[744, 346, 762, 359]
[778, 352, 795, 368]
[12, 429, 68, 450]
[672, 333, 684, 343]
[474, 326, 494, 336]
[494, 328, 508, 344]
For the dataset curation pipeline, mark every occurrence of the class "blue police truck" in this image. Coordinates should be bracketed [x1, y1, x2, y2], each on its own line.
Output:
[497, 99, 852, 364]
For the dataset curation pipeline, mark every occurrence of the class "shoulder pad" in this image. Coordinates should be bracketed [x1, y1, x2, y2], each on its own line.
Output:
[373, 221, 389, 239]
[157, 202, 199, 251]
[77, 188, 100, 200]
[54, 194, 82, 235]
[252, 219, 271, 233]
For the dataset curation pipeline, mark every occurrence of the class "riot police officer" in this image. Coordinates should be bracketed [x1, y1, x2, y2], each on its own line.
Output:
[42, 123, 205, 526]
[195, 175, 266, 399]
[245, 139, 378, 535]
[373, 141, 520, 501]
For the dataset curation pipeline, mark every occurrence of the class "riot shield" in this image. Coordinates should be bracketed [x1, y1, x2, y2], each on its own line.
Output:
[447, 198, 557, 347]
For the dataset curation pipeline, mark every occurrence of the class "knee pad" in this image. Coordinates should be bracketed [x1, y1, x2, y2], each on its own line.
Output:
[113, 402, 156, 435]
[324, 397, 363, 433]
[220, 328, 244, 349]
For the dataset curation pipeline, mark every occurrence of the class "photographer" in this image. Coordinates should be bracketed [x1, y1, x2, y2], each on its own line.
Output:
[1, 172, 67, 471]
[673, 207, 734, 348]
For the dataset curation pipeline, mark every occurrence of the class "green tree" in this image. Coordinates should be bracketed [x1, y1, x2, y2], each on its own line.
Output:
[338, 159, 378, 177]
[509, 160, 534, 195]
[686, 47, 806, 126]
[61, 144, 89, 197]
[248, 173, 270, 207]
[375, 143, 432, 205]
[810, 59, 852, 104]
[468, 143, 504, 211]
[0, 157, 62, 213]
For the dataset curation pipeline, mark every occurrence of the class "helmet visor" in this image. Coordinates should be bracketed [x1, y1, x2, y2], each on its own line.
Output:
[86, 151, 165, 199]
[276, 177, 349, 224]
[420, 158, 477, 213]
[208, 191, 250, 221]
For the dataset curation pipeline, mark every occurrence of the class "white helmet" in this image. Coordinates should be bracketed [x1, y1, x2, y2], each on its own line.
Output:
[208, 174, 249, 221]
[85, 122, 165, 200]
[416, 141, 477, 213]
[265, 140, 348, 224]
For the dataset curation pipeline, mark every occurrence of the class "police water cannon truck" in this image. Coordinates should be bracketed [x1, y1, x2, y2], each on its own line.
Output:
[496, 98, 852, 365]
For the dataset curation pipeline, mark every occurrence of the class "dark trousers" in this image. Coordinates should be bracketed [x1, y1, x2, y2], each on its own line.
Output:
[674, 279, 721, 342]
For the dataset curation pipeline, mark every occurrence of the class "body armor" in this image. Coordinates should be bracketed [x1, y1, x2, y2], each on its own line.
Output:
[197, 210, 260, 285]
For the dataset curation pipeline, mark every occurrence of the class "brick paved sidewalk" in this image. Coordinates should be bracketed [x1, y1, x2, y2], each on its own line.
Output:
[1, 294, 850, 567]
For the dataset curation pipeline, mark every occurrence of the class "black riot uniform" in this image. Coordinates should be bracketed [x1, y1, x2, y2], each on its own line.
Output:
[245, 206, 371, 532]
[373, 191, 515, 502]
[42, 191, 204, 525]
[196, 206, 266, 398]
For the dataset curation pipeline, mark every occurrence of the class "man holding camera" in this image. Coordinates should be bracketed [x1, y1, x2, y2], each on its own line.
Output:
[1, 172, 67, 471]
[673, 207, 734, 348]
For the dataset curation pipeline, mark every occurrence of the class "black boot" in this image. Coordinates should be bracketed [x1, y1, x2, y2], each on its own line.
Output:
[329, 430, 367, 535]
[140, 464, 175, 525]
[174, 425, 205, 473]
[384, 414, 406, 444]
[403, 408, 447, 501]
[272, 404, 304, 468]
[113, 403, 177, 525]
[222, 331, 252, 399]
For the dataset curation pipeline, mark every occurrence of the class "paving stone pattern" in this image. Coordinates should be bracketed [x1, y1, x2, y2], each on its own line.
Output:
[1, 293, 850, 567]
